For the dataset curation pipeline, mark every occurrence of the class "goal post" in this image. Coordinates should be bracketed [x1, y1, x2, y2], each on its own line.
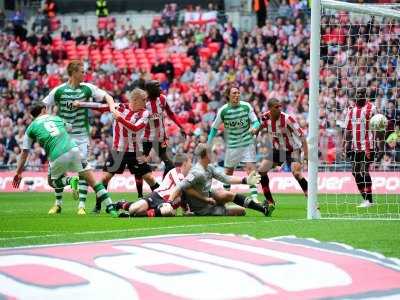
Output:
[308, 0, 321, 219]
[308, 0, 400, 219]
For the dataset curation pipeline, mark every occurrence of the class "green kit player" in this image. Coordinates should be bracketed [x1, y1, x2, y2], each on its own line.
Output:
[42, 59, 117, 215]
[12, 103, 117, 217]
[207, 83, 261, 201]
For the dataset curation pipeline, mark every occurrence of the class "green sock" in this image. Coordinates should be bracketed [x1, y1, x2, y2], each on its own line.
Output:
[54, 188, 63, 206]
[94, 183, 112, 206]
[250, 185, 258, 200]
[79, 179, 88, 207]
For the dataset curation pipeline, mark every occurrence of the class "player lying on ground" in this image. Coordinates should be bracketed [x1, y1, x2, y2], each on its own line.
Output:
[207, 83, 261, 202]
[74, 88, 160, 213]
[343, 88, 381, 208]
[42, 59, 118, 215]
[169, 143, 272, 216]
[255, 98, 308, 211]
[113, 153, 192, 217]
[12, 103, 118, 217]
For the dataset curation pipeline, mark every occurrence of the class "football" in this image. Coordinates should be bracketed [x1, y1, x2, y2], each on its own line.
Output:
[369, 114, 388, 131]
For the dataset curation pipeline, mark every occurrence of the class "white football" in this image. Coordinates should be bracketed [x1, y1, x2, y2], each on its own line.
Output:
[369, 114, 388, 131]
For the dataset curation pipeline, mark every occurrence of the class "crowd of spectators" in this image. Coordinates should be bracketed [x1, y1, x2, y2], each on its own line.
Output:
[0, 1, 399, 172]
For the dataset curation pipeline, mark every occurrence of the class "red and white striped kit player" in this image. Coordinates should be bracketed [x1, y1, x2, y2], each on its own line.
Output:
[261, 111, 304, 151]
[344, 102, 376, 153]
[78, 102, 149, 152]
[144, 94, 182, 142]
[155, 167, 185, 209]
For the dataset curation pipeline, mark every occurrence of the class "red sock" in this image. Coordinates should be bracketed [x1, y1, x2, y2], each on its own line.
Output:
[147, 209, 155, 217]
[136, 176, 143, 198]
[261, 174, 275, 205]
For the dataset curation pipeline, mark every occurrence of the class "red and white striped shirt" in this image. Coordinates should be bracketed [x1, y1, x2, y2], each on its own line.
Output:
[261, 111, 304, 151]
[144, 94, 183, 142]
[155, 167, 184, 209]
[113, 104, 149, 152]
[344, 102, 376, 152]
[75, 102, 149, 152]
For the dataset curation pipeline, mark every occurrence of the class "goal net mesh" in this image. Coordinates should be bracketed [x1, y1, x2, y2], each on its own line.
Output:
[318, 3, 400, 219]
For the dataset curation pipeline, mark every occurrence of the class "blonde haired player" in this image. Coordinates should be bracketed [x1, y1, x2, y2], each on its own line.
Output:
[42, 60, 117, 215]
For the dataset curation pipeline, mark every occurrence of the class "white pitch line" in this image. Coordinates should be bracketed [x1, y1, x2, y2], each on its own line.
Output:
[0, 219, 304, 242]
[0, 230, 55, 233]
[1, 217, 400, 243]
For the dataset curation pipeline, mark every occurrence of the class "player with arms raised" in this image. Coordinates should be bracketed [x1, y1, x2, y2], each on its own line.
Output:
[256, 98, 308, 212]
[12, 103, 118, 216]
[42, 60, 117, 215]
[207, 83, 261, 202]
[343, 88, 378, 208]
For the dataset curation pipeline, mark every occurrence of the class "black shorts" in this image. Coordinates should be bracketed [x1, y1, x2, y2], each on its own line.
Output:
[144, 191, 165, 209]
[272, 149, 302, 166]
[103, 150, 152, 176]
[143, 141, 168, 157]
[347, 151, 375, 163]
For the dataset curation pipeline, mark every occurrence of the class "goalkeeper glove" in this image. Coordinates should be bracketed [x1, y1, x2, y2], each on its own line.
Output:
[243, 171, 261, 185]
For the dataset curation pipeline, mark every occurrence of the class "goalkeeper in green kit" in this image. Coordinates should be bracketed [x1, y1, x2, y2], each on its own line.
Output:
[12, 103, 118, 217]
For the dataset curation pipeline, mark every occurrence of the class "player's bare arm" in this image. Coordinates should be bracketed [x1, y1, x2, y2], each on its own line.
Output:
[13, 149, 30, 188]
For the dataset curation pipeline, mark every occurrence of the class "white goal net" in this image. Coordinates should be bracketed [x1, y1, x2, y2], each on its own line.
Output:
[309, 0, 400, 219]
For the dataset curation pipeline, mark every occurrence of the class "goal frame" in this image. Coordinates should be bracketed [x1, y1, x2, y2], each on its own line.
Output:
[307, 0, 400, 219]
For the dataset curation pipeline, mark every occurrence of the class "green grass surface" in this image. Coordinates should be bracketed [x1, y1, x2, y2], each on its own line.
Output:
[0, 192, 399, 258]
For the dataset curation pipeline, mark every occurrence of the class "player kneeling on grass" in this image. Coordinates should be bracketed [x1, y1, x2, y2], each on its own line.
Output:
[114, 153, 192, 217]
[169, 143, 272, 217]
[12, 103, 118, 217]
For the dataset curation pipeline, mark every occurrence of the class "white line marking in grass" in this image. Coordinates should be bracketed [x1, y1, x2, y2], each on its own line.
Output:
[0, 219, 304, 242]
[0, 234, 61, 241]
[0, 230, 55, 233]
[323, 217, 400, 221]
[1, 217, 399, 243]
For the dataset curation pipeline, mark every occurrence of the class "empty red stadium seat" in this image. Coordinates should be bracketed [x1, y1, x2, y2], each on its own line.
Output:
[135, 49, 145, 55]
[183, 57, 194, 67]
[174, 64, 184, 77]
[154, 43, 166, 50]
[153, 73, 167, 82]
[199, 47, 211, 58]
[208, 42, 220, 54]
[145, 48, 156, 55]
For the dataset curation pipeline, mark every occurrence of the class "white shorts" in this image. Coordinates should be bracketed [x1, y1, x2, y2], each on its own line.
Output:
[71, 135, 90, 161]
[224, 144, 256, 168]
[49, 147, 90, 179]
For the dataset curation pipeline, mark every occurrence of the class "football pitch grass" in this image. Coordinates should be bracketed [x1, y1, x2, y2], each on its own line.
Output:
[0, 192, 399, 258]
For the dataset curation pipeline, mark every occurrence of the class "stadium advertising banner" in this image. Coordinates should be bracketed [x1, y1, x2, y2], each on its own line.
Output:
[0, 171, 398, 193]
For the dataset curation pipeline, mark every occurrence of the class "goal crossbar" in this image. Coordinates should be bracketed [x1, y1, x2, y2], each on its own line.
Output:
[321, 0, 400, 19]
